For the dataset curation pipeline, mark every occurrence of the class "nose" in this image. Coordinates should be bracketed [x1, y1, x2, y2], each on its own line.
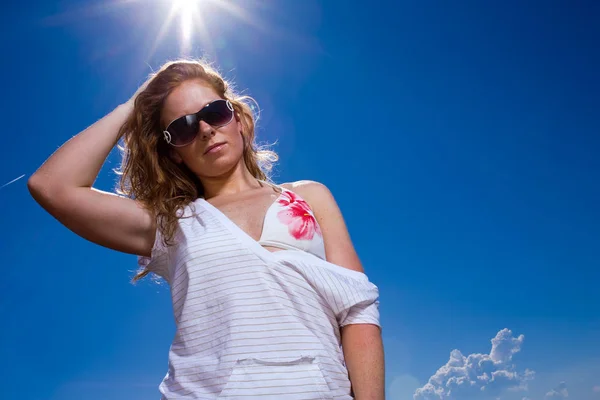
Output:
[198, 120, 215, 140]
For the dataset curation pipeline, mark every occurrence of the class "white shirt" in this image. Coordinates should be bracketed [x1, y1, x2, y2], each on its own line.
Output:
[139, 195, 381, 399]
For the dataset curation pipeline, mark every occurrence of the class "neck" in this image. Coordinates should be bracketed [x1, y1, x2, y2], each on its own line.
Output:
[200, 161, 262, 199]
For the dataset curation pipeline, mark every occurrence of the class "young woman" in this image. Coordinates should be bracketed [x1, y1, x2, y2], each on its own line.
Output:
[28, 60, 384, 399]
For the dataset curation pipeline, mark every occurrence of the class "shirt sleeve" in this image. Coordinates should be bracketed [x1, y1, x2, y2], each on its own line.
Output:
[337, 279, 381, 328]
[137, 227, 170, 282]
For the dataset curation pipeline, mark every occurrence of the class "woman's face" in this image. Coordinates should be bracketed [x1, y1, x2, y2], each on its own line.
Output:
[160, 79, 245, 179]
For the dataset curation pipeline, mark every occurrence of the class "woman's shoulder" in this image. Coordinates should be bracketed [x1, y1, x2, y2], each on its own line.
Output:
[280, 180, 330, 195]
[279, 180, 335, 206]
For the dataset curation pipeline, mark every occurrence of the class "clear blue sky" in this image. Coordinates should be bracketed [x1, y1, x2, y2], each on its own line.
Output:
[1, 1, 598, 399]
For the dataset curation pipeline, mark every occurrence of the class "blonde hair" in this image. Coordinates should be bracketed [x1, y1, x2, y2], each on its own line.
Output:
[116, 59, 277, 281]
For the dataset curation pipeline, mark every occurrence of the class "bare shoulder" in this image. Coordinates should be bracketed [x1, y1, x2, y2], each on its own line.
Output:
[280, 180, 333, 202]
[280, 180, 364, 273]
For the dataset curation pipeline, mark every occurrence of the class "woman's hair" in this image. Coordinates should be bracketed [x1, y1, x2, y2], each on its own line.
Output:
[116, 59, 277, 281]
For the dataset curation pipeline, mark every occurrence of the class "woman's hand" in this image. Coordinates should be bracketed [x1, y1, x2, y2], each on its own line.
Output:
[125, 75, 153, 109]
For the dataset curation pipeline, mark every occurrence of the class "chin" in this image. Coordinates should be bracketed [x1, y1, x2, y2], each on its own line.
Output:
[194, 155, 245, 179]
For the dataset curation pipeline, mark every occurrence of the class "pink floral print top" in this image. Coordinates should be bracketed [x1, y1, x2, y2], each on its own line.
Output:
[258, 188, 326, 259]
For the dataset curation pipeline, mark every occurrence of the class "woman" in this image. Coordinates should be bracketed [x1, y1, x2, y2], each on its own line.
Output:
[28, 60, 384, 399]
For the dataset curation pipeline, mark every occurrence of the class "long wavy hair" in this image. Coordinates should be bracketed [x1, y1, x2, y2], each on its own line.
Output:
[116, 59, 278, 281]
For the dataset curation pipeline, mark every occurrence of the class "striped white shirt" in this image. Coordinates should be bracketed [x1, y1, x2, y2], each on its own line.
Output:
[139, 197, 381, 399]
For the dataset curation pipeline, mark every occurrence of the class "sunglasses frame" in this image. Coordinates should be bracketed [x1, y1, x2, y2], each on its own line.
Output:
[163, 99, 235, 147]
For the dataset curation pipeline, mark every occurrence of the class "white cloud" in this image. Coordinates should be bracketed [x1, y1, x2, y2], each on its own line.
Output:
[593, 385, 600, 393]
[413, 328, 534, 400]
[545, 381, 568, 399]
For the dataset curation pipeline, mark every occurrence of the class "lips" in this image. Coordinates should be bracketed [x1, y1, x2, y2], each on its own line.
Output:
[204, 142, 227, 155]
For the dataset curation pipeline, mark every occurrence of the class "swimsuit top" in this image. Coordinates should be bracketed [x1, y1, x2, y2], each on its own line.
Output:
[256, 186, 326, 260]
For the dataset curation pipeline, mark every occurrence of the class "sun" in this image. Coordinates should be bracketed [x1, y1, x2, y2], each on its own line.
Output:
[160, 0, 249, 56]
[39, 0, 262, 59]
[169, 0, 203, 53]
[172, 0, 200, 43]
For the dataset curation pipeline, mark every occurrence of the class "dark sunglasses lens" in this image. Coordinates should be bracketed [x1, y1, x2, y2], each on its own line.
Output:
[200, 100, 233, 126]
[169, 114, 199, 146]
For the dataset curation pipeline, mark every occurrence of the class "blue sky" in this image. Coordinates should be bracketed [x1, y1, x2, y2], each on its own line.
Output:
[1, 1, 599, 399]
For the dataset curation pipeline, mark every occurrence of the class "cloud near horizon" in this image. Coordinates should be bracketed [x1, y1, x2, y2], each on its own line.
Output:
[544, 382, 568, 399]
[413, 328, 534, 400]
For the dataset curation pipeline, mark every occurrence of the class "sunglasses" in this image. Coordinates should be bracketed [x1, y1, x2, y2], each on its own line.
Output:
[163, 99, 235, 147]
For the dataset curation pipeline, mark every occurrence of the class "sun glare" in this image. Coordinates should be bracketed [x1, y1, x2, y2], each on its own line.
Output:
[171, 0, 202, 52]
[41, 0, 265, 60]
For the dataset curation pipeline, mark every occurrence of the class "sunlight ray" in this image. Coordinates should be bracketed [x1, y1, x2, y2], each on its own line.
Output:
[145, 5, 182, 59]
[40, 0, 276, 64]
